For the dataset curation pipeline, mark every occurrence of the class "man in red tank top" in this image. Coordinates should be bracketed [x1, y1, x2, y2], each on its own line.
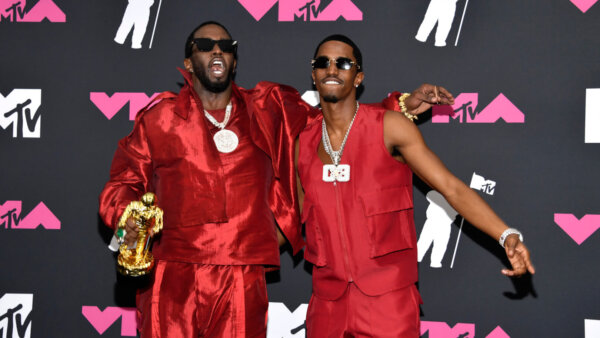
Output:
[296, 35, 535, 337]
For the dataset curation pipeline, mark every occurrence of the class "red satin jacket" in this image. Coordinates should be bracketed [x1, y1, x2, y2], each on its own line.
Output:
[99, 70, 314, 265]
[298, 104, 418, 299]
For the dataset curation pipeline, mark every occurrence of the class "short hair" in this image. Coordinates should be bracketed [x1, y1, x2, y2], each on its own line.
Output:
[184, 21, 236, 59]
[313, 34, 363, 72]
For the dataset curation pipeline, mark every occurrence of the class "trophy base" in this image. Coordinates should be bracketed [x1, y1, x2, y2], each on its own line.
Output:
[117, 252, 155, 277]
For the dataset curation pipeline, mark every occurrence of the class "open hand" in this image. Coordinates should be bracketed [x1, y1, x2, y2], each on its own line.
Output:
[501, 234, 535, 277]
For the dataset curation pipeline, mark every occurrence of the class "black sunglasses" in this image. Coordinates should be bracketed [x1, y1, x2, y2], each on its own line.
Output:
[191, 38, 238, 53]
[311, 56, 360, 70]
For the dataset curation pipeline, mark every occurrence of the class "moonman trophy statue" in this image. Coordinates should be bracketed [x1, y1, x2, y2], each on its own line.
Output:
[115, 192, 163, 276]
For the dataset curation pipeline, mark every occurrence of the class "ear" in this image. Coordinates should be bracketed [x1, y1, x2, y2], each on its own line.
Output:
[232, 58, 237, 74]
[183, 58, 193, 73]
[354, 72, 364, 88]
[311, 70, 316, 85]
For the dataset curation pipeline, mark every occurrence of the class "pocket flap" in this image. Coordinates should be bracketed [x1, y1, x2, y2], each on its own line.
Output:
[359, 186, 413, 216]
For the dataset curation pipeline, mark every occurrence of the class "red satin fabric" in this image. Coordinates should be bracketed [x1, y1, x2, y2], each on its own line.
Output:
[306, 283, 422, 338]
[99, 69, 316, 262]
[298, 103, 418, 300]
[137, 262, 268, 337]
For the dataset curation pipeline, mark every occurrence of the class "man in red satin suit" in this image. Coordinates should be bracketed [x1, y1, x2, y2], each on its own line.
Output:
[99, 22, 453, 337]
[296, 35, 536, 337]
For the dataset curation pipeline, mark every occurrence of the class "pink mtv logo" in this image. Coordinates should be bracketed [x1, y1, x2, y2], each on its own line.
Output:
[570, 0, 598, 13]
[0, 0, 66, 22]
[0, 201, 60, 230]
[82, 306, 137, 336]
[237, 0, 362, 22]
[90, 92, 160, 120]
[432, 93, 525, 124]
[421, 321, 510, 338]
[554, 213, 600, 245]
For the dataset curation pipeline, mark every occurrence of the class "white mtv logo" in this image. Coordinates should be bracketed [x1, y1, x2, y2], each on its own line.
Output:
[470, 172, 496, 195]
[585, 88, 600, 143]
[0, 89, 42, 138]
[267, 302, 308, 338]
[301, 91, 320, 107]
[586, 319, 600, 338]
[0, 293, 33, 338]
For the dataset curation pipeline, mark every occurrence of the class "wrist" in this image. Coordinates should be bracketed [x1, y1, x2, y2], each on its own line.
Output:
[499, 228, 523, 248]
[399, 93, 418, 122]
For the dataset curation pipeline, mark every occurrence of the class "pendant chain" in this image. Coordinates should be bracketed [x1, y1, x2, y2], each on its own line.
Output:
[204, 102, 232, 129]
[322, 102, 359, 166]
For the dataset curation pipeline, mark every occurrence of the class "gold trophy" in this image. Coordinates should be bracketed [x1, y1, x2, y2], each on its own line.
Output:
[115, 192, 163, 276]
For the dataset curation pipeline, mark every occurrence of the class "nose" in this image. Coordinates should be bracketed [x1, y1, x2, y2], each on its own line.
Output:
[211, 43, 223, 55]
[326, 58, 338, 76]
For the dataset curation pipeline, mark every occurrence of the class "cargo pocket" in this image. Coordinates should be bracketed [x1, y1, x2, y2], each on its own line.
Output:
[359, 186, 414, 258]
[301, 200, 327, 267]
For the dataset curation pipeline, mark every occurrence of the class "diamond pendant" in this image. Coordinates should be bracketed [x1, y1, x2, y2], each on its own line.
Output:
[322, 164, 350, 182]
[213, 129, 239, 153]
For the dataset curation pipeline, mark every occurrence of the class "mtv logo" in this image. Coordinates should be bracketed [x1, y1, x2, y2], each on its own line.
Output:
[0, 293, 33, 338]
[469, 172, 496, 195]
[301, 90, 320, 107]
[554, 213, 600, 245]
[421, 321, 475, 337]
[585, 88, 600, 143]
[432, 93, 525, 124]
[0, 201, 60, 230]
[267, 302, 308, 337]
[585, 319, 600, 338]
[237, 0, 362, 22]
[90, 92, 160, 120]
[570, 0, 599, 13]
[0, 89, 42, 138]
[0, 0, 66, 23]
[420, 321, 510, 338]
[81, 306, 137, 336]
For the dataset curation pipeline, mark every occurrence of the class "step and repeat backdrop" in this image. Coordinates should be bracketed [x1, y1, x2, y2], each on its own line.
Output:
[1, 0, 599, 337]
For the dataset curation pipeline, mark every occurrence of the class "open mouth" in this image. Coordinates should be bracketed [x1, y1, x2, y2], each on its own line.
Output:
[210, 59, 225, 76]
[322, 77, 342, 85]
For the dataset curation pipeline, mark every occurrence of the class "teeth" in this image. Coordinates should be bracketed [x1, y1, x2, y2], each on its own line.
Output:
[213, 60, 223, 66]
[325, 81, 340, 84]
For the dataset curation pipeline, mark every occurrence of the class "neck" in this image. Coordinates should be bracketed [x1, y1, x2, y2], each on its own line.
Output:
[321, 97, 358, 134]
[192, 76, 233, 110]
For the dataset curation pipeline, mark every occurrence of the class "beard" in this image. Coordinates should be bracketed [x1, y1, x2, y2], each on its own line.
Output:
[195, 65, 234, 93]
[322, 94, 339, 103]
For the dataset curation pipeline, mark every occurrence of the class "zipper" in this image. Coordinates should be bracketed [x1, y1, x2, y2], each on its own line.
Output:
[334, 182, 353, 282]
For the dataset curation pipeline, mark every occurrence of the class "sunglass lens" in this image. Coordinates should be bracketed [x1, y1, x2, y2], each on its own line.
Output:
[217, 40, 236, 53]
[336, 58, 353, 70]
[194, 38, 215, 52]
[312, 57, 330, 69]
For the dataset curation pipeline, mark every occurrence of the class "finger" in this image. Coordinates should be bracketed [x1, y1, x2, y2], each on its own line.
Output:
[517, 244, 536, 274]
[410, 91, 434, 104]
[505, 238, 517, 258]
[437, 86, 454, 100]
[434, 85, 440, 103]
[126, 219, 139, 232]
[502, 261, 526, 276]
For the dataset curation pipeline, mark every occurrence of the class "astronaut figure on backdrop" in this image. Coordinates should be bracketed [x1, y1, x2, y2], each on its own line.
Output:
[415, 0, 458, 47]
[114, 0, 154, 49]
[417, 190, 458, 268]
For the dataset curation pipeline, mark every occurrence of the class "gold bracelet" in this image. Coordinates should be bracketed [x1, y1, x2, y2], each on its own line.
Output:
[399, 93, 418, 122]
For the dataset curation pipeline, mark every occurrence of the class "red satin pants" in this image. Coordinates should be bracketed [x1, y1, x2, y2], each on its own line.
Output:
[137, 261, 268, 337]
[306, 283, 422, 338]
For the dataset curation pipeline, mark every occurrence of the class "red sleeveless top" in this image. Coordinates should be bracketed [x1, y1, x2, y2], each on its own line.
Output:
[298, 103, 418, 300]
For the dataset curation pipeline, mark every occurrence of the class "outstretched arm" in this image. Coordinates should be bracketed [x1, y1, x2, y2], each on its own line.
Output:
[384, 110, 534, 276]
